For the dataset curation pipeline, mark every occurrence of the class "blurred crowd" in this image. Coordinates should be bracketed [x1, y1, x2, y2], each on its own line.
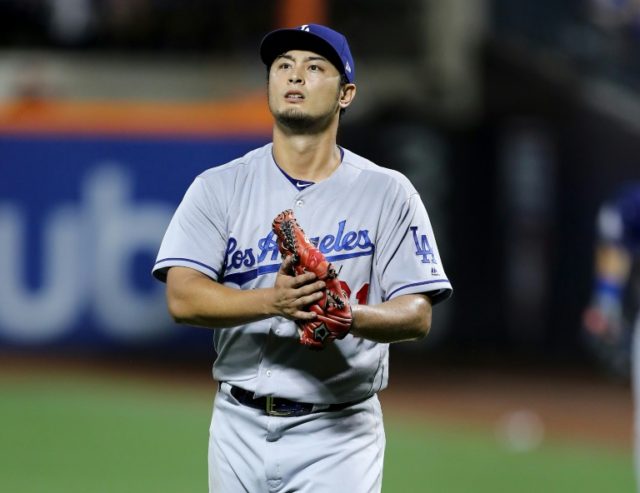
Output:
[1, 0, 639, 91]
[0, 0, 272, 52]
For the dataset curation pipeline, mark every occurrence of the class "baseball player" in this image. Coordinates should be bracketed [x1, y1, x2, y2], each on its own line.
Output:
[582, 184, 640, 490]
[153, 24, 452, 493]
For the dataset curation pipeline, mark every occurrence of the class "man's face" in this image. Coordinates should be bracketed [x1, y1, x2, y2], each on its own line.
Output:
[268, 49, 344, 133]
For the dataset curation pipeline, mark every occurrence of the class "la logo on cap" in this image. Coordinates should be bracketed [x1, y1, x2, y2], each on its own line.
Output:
[300, 24, 310, 31]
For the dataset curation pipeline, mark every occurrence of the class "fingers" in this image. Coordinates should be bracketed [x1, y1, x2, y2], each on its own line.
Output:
[288, 282, 324, 314]
[282, 288, 324, 317]
[274, 255, 328, 320]
[272, 283, 325, 321]
[296, 280, 325, 294]
[297, 290, 324, 307]
[280, 303, 320, 321]
[291, 308, 319, 321]
[277, 255, 322, 287]
[278, 255, 295, 275]
[291, 271, 318, 287]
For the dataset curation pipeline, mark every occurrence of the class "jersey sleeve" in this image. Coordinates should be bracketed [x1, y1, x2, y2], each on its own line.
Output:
[375, 192, 452, 304]
[152, 176, 227, 283]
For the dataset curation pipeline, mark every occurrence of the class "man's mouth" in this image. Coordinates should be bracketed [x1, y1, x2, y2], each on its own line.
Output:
[285, 91, 305, 101]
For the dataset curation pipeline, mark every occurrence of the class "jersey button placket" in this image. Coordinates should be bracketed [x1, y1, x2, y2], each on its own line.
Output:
[295, 199, 304, 208]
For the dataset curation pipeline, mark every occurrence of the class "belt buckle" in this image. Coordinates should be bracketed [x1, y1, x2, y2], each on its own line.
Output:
[265, 396, 293, 417]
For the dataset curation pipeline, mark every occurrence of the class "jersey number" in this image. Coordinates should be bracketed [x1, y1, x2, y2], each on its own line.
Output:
[340, 281, 369, 305]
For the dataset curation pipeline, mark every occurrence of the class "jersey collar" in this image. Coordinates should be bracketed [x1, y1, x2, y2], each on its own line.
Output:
[271, 146, 344, 191]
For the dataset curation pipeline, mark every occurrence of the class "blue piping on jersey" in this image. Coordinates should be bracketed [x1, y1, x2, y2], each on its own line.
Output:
[385, 279, 450, 301]
[325, 249, 374, 262]
[223, 263, 281, 285]
[222, 250, 374, 286]
[155, 257, 220, 277]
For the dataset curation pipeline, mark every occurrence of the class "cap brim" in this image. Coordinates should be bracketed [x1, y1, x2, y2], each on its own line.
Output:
[260, 29, 346, 79]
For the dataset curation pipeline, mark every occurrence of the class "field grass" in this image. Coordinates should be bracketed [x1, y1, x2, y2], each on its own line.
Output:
[383, 420, 634, 493]
[0, 371, 634, 492]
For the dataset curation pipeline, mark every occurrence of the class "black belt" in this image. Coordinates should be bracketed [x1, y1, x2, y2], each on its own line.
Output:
[227, 384, 369, 417]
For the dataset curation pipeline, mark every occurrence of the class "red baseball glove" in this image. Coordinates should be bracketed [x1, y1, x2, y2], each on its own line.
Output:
[272, 209, 352, 349]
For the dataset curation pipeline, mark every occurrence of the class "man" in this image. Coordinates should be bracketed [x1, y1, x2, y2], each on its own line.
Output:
[583, 184, 640, 490]
[153, 24, 452, 493]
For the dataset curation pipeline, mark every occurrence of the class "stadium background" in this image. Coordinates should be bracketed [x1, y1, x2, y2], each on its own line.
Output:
[0, 0, 637, 491]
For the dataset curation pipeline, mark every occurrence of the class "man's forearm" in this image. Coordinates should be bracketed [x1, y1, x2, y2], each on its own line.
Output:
[167, 268, 275, 329]
[165, 265, 324, 329]
[350, 294, 432, 343]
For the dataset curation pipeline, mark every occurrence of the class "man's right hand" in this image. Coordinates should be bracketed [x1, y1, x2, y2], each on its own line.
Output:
[270, 255, 325, 321]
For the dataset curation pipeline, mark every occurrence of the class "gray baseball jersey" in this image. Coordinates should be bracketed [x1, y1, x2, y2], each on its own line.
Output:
[153, 143, 452, 403]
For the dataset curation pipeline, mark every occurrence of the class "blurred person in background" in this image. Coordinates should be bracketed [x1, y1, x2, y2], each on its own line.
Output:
[152, 23, 452, 493]
[46, 0, 95, 45]
[583, 183, 640, 488]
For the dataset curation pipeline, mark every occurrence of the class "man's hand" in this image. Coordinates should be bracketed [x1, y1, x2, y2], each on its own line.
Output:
[272, 209, 353, 349]
[271, 255, 325, 321]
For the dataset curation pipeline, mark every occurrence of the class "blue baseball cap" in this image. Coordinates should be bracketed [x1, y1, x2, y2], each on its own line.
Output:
[260, 24, 355, 83]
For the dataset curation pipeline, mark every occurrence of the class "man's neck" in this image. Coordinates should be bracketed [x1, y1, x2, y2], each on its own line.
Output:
[272, 124, 342, 182]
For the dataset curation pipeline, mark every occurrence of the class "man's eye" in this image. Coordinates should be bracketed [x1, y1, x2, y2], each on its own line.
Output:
[279, 62, 291, 69]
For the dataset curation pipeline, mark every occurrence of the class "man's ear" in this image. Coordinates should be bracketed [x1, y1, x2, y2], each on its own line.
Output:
[339, 84, 357, 109]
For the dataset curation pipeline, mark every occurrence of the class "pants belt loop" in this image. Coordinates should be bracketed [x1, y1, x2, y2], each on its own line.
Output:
[265, 395, 274, 414]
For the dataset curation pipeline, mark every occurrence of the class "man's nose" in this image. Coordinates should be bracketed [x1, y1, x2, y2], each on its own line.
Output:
[288, 70, 303, 84]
